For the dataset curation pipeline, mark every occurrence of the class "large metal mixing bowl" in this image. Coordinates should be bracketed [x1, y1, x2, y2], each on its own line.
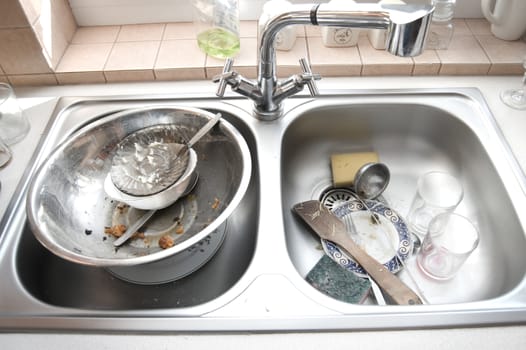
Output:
[26, 106, 251, 267]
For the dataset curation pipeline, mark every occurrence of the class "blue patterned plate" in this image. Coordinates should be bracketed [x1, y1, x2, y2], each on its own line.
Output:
[321, 198, 412, 277]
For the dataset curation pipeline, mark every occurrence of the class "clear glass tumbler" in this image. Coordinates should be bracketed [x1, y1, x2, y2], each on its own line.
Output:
[0, 137, 12, 168]
[0, 83, 29, 145]
[417, 213, 479, 280]
[500, 56, 526, 110]
[406, 171, 464, 239]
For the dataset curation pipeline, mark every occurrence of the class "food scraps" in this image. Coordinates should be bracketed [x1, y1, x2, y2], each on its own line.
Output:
[104, 224, 144, 240]
[211, 197, 220, 210]
[159, 235, 174, 249]
[104, 224, 127, 237]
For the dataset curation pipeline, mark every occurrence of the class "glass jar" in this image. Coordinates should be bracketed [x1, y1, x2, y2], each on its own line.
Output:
[426, 0, 456, 50]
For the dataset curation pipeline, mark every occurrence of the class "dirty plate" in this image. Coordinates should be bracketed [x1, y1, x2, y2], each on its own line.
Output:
[321, 198, 411, 277]
[106, 221, 227, 284]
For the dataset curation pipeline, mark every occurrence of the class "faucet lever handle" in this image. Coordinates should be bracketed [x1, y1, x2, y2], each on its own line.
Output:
[213, 58, 236, 97]
[299, 58, 321, 96]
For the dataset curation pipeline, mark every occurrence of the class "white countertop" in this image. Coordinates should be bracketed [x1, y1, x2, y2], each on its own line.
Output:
[1, 76, 525, 348]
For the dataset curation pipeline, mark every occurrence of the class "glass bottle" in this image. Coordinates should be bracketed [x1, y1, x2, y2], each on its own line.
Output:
[426, 0, 456, 50]
[192, 0, 240, 59]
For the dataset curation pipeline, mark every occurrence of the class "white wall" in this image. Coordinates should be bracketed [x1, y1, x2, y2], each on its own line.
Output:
[68, 0, 484, 26]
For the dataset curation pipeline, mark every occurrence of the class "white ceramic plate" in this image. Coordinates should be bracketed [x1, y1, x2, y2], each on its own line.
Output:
[321, 198, 412, 277]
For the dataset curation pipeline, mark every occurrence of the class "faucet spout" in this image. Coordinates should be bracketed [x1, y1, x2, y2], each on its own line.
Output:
[382, 4, 435, 57]
[314, 3, 434, 57]
[214, 2, 434, 121]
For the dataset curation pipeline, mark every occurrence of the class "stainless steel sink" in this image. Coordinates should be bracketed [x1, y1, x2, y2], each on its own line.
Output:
[281, 94, 526, 306]
[1, 88, 526, 332]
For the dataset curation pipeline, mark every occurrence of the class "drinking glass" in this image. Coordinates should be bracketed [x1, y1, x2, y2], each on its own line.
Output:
[500, 56, 526, 110]
[0, 137, 12, 168]
[406, 171, 463, 239]
[417, 213, 479, 280]
[0, 83, 29, 145]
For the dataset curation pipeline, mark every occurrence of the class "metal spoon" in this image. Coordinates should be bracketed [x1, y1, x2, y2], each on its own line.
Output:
[113, 172, 199, 247]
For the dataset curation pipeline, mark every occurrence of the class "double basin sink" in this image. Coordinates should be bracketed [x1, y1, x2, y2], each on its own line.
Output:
[1, 86, 526, 331]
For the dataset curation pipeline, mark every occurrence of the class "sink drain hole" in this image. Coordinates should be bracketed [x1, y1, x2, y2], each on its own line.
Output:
[320, 187, 358, 211]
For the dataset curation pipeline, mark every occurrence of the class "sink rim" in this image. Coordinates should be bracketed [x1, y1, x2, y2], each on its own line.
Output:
[1, 88, 526, 331]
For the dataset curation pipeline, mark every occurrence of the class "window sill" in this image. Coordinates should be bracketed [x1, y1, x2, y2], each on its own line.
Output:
[2, 19, 525, 86]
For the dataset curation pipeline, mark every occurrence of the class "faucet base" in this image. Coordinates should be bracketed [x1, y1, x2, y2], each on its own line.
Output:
[253, 104, 283, 121]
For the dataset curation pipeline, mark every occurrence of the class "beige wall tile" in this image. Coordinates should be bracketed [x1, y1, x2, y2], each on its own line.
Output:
[439, 63, 490, 75]
[156, 39, 206, 69]
[105, 41, 160, 70]
[117, 23, 165, 42]
[56, 43, 113, 72]
[156, 38, 206, 80]
[234, 66, 258, 79]
[104, 69, 155, 83]
[0, 76, 8, 83]
[412, 49, 441, 75]
[358, 36, 413, 76]
[18, 0, 41, 25]
[155, 68, 205, 81]
[476, 35, 526, 75]
[54, 0, 76, 39]
[0, 0, 30, 29]
[164, 22, 195, 40]
[437, 35, 490, 75]
[488, 63, 525, 75]
[33, 0, 76, 70]
[0, 28, 51, 74]
[362, 62, 413, 76]
[236, 37, 257, 66]
[275, 37, 308, 77]
[72, 26, 120, 44]
[297, 26, 307, 38]
[56, 71, 106, 85]
[305, 26, 321, 37]
[8, 73, 57, 86]
[466, 19, 492, 36]
[307, 36, 361, 76]
[240, 21, 257, 38]
[205, 37, 257, 79]
[452, 19, 471, 37]
[34, 22, 66, 69]
[204, 54, 224, 80]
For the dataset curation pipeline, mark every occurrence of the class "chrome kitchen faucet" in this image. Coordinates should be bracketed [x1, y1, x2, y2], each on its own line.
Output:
[213, 3, 434, 121]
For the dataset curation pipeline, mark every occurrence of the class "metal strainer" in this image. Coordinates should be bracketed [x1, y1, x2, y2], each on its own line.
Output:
[110, 125, 189, 196]
[110, 113, 220, 196]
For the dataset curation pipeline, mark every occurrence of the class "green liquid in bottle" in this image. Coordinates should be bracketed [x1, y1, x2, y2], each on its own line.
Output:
[197, 27, 240, 59]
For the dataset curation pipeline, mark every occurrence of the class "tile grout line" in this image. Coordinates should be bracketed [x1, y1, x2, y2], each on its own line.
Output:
[472, 34, 494, 76]
[102, 25, 122, 83]
[152, 24, 167, 80]
[356, 40, 363, 77]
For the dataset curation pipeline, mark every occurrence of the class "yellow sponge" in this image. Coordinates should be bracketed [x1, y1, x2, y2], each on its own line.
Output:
[330, 151, 379, 187]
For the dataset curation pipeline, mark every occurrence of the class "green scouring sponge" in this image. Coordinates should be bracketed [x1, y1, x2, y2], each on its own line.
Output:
[306, 255, 371, 304]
